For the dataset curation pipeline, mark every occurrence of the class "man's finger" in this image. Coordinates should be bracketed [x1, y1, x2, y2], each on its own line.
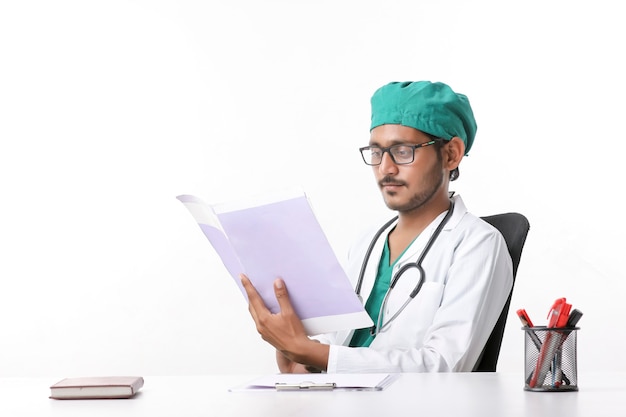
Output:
[240, 274, 265, 315]
[273, 278, 295, 316]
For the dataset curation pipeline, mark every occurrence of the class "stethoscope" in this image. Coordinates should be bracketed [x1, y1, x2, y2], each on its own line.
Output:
[355, 199, 456, 336]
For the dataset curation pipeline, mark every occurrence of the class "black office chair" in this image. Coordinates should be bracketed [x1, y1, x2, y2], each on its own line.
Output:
[472, 212, 530, 372]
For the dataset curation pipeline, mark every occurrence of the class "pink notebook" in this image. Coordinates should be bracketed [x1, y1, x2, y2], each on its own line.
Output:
[49, 376, 144, 399]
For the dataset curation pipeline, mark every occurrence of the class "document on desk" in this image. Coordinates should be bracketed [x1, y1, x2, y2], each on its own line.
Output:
[229, 373, 399, 392]
[177, 188, 373, 335]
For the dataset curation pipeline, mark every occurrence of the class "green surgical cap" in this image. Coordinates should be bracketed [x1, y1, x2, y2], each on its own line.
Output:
[370, 81, 477, 154]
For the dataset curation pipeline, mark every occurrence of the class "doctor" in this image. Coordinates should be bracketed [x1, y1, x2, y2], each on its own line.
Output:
[241, 81, 513, 373]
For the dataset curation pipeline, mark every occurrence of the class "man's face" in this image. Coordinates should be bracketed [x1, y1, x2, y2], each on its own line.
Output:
[369, 124, 445, 213]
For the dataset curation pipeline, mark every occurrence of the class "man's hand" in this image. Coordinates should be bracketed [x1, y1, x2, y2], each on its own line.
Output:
[240, 273, 329, 372]
[275, 350, 311, 374]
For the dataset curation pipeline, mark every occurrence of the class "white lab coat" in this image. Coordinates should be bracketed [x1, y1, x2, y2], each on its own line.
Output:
[318, 194, 513, 373]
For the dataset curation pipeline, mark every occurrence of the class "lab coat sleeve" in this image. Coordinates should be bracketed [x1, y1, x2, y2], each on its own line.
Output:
[326, 221, 513, 373]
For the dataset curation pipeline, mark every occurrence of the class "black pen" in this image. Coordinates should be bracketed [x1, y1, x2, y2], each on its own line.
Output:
[566, 309, 583, 328]
[553, 309, 582, 387]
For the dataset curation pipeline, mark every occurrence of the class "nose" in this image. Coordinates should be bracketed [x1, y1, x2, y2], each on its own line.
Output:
[378, 151, 399, 175]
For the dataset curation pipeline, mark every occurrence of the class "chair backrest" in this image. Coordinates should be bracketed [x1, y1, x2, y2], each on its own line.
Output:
[473, 212, 530, 372]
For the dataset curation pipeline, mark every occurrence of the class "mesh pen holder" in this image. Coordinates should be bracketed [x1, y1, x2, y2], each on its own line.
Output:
[523, 326, 579, 392]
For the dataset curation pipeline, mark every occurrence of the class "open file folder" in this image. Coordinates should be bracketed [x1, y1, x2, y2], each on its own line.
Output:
[229, 373, 399, 392]
[177, 188, 373, 335]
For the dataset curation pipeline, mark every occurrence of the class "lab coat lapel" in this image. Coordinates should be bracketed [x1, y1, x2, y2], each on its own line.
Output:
[396, 195, 467, 265]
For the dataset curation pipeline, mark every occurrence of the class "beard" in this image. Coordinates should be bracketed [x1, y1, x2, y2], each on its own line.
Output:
[380, 160, 445, 213]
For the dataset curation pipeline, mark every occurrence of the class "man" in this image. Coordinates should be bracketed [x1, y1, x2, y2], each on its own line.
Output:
[240, 81, 513, 373]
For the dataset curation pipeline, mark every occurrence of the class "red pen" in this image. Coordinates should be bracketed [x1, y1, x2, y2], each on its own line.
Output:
[517, 308, 542, 354]
[516, 308, 535, 327]
[547, 298, 571, 328]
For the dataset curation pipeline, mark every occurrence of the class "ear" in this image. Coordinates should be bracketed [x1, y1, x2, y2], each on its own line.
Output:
[444, 137, 465, 170]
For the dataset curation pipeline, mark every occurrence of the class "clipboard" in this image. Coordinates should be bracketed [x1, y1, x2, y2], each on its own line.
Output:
[229, 373, 399, 392]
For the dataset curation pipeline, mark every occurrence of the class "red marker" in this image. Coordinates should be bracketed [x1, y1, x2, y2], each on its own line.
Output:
[516, 308, 535, 327]
[547, 298, 571, 328]
[517, 309, 542, 352]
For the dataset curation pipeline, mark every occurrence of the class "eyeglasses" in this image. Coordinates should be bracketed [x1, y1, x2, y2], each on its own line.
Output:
[359, 140, 439, 166]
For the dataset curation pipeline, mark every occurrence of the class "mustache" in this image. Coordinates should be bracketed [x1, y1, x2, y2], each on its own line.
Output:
[379, 176, 406, 187]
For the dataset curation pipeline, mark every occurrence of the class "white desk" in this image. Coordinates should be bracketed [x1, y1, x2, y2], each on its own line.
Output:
[1, 373, 624, 416]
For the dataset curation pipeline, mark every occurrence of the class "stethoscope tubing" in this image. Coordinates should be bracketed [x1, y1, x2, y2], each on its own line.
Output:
[357, 199, 456, 335]
[355, 215, 398, 299]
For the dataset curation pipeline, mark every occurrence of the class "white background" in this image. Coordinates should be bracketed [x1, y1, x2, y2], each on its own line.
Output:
[1, 0, 624, 378]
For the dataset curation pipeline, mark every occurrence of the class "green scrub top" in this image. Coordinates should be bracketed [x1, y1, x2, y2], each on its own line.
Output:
[349, 236, 413, 347]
